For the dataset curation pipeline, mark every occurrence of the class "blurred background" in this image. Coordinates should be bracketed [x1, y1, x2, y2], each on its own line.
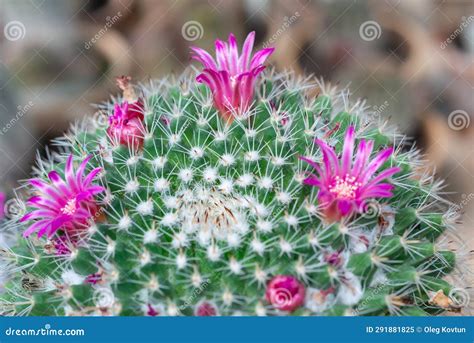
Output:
[0, 0, 472, 256]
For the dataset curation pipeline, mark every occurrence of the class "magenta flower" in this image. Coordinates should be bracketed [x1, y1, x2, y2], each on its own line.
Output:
[300, 126, 400, 222]
[191, 31, 274, 122]
[146, 304, 160, 316]
[107, 99, 145, 149]
[194, 301, 219, 316]
[21, 155, 104, 238]
[266, 275, 305, 312]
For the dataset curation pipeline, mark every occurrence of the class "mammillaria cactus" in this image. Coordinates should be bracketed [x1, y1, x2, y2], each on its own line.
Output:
[0, 32, 466, 316]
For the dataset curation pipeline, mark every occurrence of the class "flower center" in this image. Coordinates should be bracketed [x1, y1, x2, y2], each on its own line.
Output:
[329, 175, 361, 200]
[61, 198, 77, 215]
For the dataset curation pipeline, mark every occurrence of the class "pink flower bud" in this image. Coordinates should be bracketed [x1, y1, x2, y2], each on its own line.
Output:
[194, 301, 219, 316]
[107, 100, 145, 150]
[265, 275, 305, 312]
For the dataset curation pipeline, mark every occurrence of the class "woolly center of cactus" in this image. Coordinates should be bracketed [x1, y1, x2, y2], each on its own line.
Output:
[329, 175, 361, 199]
[176, 186, 248, 240]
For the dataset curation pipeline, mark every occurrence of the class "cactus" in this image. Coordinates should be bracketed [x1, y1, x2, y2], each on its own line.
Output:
[0, 32, 465, 316]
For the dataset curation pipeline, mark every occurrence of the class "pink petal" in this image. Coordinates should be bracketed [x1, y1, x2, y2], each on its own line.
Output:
[299, 156, 324, 180]
[65, 155, 77, 191]
[44, 216, 70, 238]
[250, 65, 266, 77]
[48, 171, 70, 197]
[190, 46, 218, 69]
[361, 147, 394, 183]
[341, 126, 355, 174]
[83, 167, 102, 187]
[228, 33, 239, 74]
[303, 177, 322, 187]
[352, 140, 374, 178]
[88, 185, 105, 196]
[359, 183, 394, 198]
[29, 179, 60, 199]
[202, 69, 225, 93]
[215, 39, 228, 70]
[20, 210, 55, 222]
[29, 178, 48, 189]
[23, 220, 51, 237]
[315, 139, 339, 176]
[239, 31, 255, 71]
[363, 167, 400, 189]
[76, 155, 93, 185]
[237, 72, 256, 111]
[27, 196, 58, 212]
[250, 47, 274, 69]
[218, 70, 233, 102]
[196, 73, 216, 92]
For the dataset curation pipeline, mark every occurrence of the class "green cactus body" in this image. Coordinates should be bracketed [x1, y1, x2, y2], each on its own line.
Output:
[0, 71, 461, 316]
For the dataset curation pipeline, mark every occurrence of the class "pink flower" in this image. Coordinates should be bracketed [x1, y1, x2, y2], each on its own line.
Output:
[300, 126, 400, 222]
[146, 304, 160, 316]
[266, 275, 305, 312]
[194, 301, 219, 316]
[107, 100, 145, 149]
[20, 155, 104, 238]
[191, 31, 274, 122]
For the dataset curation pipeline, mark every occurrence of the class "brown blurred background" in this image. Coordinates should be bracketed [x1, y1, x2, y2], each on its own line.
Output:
[0, 0, 472, 264]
